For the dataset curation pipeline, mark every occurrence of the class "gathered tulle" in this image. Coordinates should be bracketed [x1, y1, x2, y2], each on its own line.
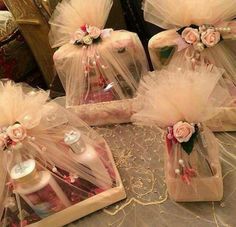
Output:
[143, 0, 236, 29]
[165, 41, 236, 96]
[132, 67, 231, 128]
[49, 0, 113, 48]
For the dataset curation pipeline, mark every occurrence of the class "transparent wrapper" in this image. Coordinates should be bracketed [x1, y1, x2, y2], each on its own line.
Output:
[144, 0, 236, 131]
[165, 125, 223, 201]
[49, 0, 148, 126]
[132, 66, 233, 202]
[0, 81, 126, 227]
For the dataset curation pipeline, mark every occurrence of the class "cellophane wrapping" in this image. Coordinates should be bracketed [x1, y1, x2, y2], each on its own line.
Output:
[0, 81, 121, 226]
[132, 66, 234, 201]
[144, 0, 236, 107]
[49, 0, 148, 126]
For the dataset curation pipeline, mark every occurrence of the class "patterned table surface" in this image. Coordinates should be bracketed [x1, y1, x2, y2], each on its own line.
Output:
[67, 124, 236, 227]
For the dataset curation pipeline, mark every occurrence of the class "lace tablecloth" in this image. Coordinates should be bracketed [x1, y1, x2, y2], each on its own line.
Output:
[67, 124, 236, 227]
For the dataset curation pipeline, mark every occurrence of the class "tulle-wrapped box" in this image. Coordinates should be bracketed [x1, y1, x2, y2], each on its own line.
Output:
[164, 125, 223, 202]
[145, 0, 236, 132]
[132, 66, 232, 202]
[49, 0, 148, 126]
[0, 82, 126, 227]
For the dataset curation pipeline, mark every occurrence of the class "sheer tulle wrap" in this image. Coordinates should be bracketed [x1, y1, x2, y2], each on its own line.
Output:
[49, 0, 148, 125]
[144, 0, 236, 96]
[143, 0, 236, 29]
[132, 67, 233, 201]
[0, 81, 120, 226]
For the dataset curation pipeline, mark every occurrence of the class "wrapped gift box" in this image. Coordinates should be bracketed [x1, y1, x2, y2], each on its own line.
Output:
[164, 126, 223, 202]
[0, 81, 126, 227]
[49, 0, 148, 126]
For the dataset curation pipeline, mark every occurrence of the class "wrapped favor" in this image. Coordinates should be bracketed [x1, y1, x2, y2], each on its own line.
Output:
[0, 81, 126, 227]
[132, 66, 233, 201]
[49, 0, 148, 126]
[144, 0, 236, 131]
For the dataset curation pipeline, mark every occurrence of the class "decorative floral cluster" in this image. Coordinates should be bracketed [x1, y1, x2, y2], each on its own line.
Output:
[0, 123, 28, 151]
[179, 24, 228, 52]
[166, 121, 199, 184]
[70, 24, 102, 46]
[167, 121, 197, 153]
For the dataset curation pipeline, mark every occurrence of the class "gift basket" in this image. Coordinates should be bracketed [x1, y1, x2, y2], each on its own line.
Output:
[132, 66, 233, 201]
[143, 0, 236, 131]
[0, 81, 126, 227]
[49, 0, 148, 126]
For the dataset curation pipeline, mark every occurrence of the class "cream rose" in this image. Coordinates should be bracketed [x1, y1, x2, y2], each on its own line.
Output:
[70, 30, 86, 44]
[201, 28, 221, 47]
[182, 27, 200, 44]
[87, 26, 101, 39]
[7, 123, 27, 142]
[173, 121, 195, 143]
[83, 35, 93, 45]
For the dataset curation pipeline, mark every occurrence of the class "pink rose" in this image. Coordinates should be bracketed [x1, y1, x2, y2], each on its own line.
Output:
[70, 29, 86, 44]
[87, 26, 101, 39]
[182, 27, 200, 44]
[7, 123, 27, 142]
[201, 28, 221, 47]
[173, 121, 195, 143]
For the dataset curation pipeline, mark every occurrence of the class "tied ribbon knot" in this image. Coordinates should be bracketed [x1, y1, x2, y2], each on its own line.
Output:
[166, 126, 178, 155]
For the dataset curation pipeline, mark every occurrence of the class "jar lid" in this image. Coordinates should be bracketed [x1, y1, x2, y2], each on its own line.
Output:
[10, 159, 36, 181]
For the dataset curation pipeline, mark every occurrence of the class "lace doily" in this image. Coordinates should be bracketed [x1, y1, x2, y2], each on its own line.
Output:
[67, 124, 236, 227]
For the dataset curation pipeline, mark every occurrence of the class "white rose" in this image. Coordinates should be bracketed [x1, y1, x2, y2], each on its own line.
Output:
[70, 30, 86, 44]
[82, 35, 93, 45]
[201, 28, 221, 47]
[87, 26, 101, 39]
[7, 123, 27, 142]
[182, 27, 200, 44]
[173, 121, 195, 143]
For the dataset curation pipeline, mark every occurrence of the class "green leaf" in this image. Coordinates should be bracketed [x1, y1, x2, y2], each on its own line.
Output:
[181, 131, 198, 155]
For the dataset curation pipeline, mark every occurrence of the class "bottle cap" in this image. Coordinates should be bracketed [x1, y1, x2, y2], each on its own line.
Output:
[64, 130, 81, 145]
[10, 159, 37, 183]
[64, 130, 86, 154]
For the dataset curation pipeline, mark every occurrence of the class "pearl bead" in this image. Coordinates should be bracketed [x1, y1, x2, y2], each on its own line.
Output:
[52, 166, 58, 172]
[101, 65, 106, 69]
[179, 159, 184, 166]
[28, 91, 36, 96]
[93, 61, 96, 65]
[96, 55, 100, 59]
[31, 136, 35, 141]
[175, 169, 180, 175]
[23, 115, 32, 122]
[191, 58, 196, 63]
